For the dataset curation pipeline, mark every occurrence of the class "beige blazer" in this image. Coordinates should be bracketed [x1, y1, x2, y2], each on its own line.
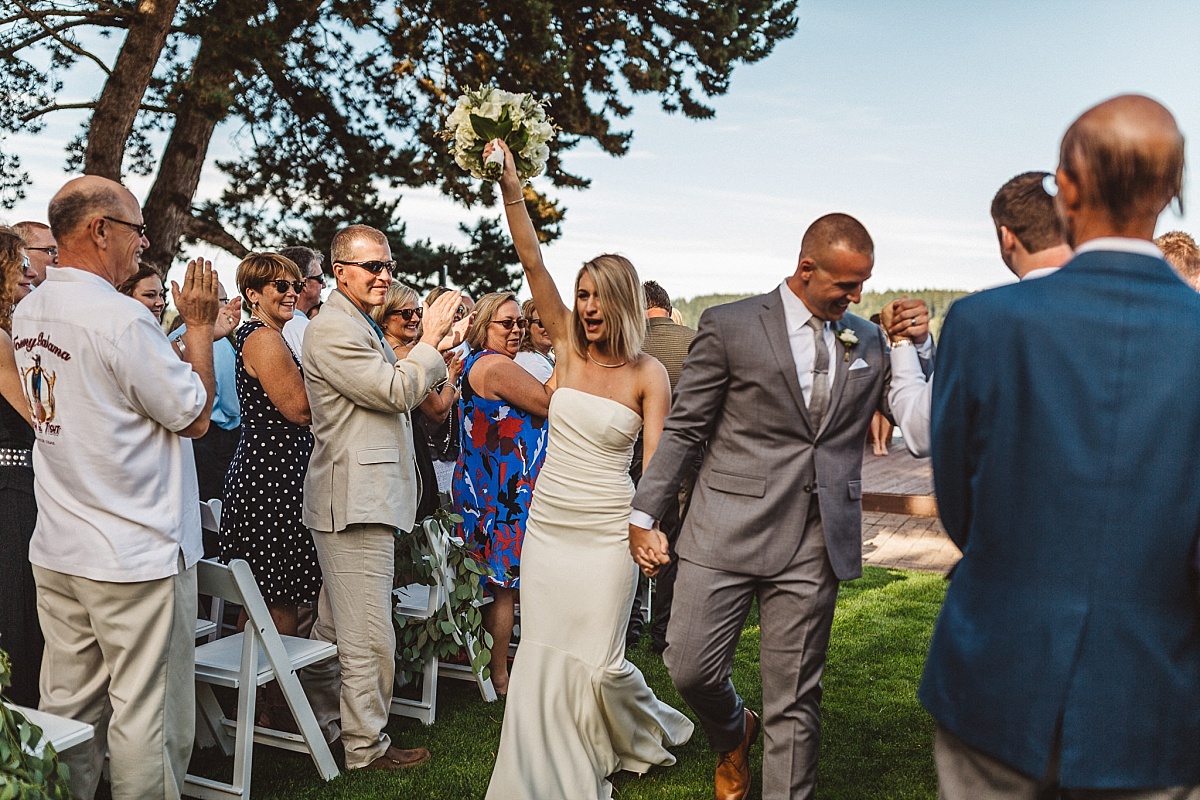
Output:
[301, 290, 447, 534]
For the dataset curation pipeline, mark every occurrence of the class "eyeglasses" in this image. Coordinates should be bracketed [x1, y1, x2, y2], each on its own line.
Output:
[337, 259, 395, 275]
[267, 279, 306, 294]
[304, 274, 325, 287]
[103, 216, 148, 238]
[529, 317, 544, 328]
[491, 317, 527, 331]
[27, 246, 57, 257]
[388, 307, 423, 321]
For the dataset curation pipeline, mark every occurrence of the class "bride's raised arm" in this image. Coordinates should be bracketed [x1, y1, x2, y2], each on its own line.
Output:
[487, 139, 572, 350]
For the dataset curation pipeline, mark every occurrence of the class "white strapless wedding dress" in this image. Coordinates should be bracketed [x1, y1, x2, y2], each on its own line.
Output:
[485, 389, 693, 799]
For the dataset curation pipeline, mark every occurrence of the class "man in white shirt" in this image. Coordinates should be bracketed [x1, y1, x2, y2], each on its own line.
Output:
[13, 220, 57, 286]
[887, 171, 1072, 457]
[281, 245, 325, 359]
[12, 175, 223, 800]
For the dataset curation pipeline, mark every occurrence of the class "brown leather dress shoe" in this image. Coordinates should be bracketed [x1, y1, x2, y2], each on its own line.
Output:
[715, 708, 760, 800]
[363, 745, 432, 771]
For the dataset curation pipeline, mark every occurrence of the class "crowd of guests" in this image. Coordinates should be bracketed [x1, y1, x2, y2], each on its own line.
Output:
[1, 91, 1199, 800]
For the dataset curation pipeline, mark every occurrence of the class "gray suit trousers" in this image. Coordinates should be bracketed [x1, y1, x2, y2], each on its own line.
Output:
[664, 503, 838, 800]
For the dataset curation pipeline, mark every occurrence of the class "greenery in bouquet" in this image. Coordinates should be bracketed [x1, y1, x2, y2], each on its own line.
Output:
[440, 86, 556, 182]
[393, 509, 494, 687]
[0, 649, 72, 800]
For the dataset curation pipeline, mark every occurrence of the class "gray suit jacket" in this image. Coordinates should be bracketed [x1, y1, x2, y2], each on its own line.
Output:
[632, 289, 893, 580]
[301, 290, 446, 534]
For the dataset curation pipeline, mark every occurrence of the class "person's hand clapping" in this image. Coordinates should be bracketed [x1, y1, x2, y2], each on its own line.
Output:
[439, 311, 472, 353]
[213, 295, 242, 340]
[420, 289, 462, 349]
[172, 258, 220, 330]
[884, 297, 929, 344]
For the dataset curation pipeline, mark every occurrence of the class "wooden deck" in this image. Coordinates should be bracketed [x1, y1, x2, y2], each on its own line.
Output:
[858, 437, 960, 574]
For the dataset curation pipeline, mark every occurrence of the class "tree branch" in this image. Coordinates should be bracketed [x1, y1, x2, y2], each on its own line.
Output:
[21, 101, 97, 123]
[183, 215, 250, 257]
[0, 18, 125, 59]
[11, 0, 114, 75]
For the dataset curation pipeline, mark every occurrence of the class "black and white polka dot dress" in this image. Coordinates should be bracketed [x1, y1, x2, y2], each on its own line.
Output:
[219, 320, 320, 605]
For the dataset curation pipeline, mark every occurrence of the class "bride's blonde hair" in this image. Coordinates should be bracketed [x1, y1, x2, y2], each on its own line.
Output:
[568, 254, 645, 364]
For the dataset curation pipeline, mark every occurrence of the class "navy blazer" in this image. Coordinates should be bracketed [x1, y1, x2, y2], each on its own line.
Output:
[921, 248, 1200, 788]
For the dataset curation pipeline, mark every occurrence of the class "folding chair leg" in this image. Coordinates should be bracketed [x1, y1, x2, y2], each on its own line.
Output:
[196, 683, 234, 756]
[276, 669, 338, 780]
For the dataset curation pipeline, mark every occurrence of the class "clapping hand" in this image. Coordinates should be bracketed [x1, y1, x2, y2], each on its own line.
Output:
[172, 258, 220, 329]
[214, 295, 242, 340]
[420, 289, 462, 348]
[439, 311, 473, 353]
[882, 298, 929, 344]
[629, 523, 671, 577]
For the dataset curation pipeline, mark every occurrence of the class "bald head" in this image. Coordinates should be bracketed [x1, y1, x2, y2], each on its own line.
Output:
[1056, 95, 1184, 244]
[48, 175, 136, 243]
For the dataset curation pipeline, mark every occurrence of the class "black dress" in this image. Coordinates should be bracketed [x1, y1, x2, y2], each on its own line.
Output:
[219, 321, 320, 604]
[0, 392, 39, 706]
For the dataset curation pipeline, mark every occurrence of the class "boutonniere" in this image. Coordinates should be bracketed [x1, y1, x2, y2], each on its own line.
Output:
[836, 328, 859, 361]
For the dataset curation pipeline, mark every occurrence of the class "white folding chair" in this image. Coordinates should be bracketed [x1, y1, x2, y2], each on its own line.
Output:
[198, 499, 232, 642]
[185, 558, 338, 800]
[4, 703, 94, 756]
[391, 518, 496, 725]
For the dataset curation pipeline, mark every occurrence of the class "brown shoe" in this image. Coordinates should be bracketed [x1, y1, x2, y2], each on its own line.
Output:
[715, 708, 760, 800]
[363, 745, 432, 771]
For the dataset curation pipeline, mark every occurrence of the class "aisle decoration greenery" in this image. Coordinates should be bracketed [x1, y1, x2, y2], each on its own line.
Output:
[0, 649, 71, 799]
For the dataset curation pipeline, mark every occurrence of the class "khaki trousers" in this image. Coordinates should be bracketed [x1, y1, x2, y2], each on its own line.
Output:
[33, 558, 197, 800]
[935, 726, 1200, 800]
[305, 523, 396, 768]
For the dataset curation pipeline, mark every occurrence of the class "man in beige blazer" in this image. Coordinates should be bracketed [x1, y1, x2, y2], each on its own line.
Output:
[301, 224, 461, 771]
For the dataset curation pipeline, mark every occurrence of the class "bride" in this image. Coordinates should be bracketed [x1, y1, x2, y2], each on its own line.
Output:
[483, 140, 693, 799]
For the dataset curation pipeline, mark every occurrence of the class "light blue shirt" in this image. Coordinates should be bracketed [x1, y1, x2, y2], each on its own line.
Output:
[168, 325, 241, 431]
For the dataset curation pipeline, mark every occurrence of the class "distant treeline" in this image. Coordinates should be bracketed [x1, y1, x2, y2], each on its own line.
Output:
[673, 290, 971, 341]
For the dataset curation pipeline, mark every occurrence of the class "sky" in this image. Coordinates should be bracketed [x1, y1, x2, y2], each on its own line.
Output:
[4, 0, 1200, 299]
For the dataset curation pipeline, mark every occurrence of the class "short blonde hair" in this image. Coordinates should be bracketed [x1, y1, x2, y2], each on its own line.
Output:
[371, 282, 420, 327]
[236, 252, 303, 305]
[466, 292, 519, 351]
[1156, 230, 1200, 284]
[569, 254, 645, 363]
[330, 224, 387, 265]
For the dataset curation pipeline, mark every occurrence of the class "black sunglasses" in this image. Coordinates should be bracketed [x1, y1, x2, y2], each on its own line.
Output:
[491, 317, 527, 331]
[529, 317, 544, 328]
[338, 259, 396, 275]
[103, 215, 147, 238]
[267, 279, 305, 294]
[388, 307, 423, 321]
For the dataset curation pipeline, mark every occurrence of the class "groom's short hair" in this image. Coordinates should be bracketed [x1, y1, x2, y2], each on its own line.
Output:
[799, 213, 873, 259]
[330, 224, 387, 265]
[991, 171, 1065, 254]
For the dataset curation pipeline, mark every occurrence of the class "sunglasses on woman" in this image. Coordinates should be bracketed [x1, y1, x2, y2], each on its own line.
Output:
[267, 279, 306, 294]
[389, 307, 424, 321]
[491, 317, 527, 331]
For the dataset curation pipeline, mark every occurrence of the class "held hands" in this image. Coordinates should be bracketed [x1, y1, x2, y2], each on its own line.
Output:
[420, 289, 462, 348]
[882, 298, 929, 344]
[628, 523, 671, 577]
[172, 258, 220, 329]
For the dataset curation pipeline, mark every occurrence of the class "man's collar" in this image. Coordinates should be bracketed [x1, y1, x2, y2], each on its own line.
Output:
[44, 265, 117, 289]
[1073, 237, 1165, 259]
[331, 289, 386, 342]
[1020, 266, 1059, 282]
[779, 281, 821, 330]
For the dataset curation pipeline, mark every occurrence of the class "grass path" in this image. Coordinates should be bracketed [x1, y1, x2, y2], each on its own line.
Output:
[179, 566, 946, 799]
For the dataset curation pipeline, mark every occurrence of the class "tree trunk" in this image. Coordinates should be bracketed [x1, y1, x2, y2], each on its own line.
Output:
[83, 0, 180, 180]
[140, 42, 234, 269]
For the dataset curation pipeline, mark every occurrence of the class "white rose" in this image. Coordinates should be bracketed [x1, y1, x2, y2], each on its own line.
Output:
[475, 100, 503, 121]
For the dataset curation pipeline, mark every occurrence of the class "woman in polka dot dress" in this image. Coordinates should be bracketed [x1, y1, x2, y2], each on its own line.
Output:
[220, 253, 320, 642]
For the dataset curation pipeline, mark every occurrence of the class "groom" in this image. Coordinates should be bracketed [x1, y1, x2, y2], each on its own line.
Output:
[631, 213, 925, 799]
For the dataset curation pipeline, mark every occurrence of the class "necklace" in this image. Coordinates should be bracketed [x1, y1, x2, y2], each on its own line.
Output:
[250, 311, 282, 333]
[586, 346, 626, 369]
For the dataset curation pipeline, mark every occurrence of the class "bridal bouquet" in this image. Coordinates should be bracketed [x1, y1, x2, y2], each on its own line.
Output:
[440, 86, 555, 182]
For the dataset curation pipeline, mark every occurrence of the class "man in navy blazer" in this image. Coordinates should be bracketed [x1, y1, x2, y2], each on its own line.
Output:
[922, 94, 1200, 798]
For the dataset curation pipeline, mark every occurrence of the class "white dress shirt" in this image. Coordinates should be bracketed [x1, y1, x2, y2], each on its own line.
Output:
[282, 308, 309, 362]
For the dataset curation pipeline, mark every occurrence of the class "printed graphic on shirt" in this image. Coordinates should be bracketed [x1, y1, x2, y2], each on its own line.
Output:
[19, 354, 58, 434]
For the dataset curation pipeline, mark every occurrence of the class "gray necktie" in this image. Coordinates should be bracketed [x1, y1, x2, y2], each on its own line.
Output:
[807, 316, 830, 429]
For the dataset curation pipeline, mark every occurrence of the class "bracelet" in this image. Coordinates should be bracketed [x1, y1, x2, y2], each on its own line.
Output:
[890, 338, 914, 348]
[504, 197, 525, 206]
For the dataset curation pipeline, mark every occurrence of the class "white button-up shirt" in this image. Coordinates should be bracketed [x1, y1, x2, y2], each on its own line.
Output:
[13, 268, 206, 582]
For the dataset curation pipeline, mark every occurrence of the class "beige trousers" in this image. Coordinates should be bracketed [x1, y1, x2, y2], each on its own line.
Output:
[33, 558, 197, 800]
[936, 726, 1200, 800]
[304, 523, 397, 768]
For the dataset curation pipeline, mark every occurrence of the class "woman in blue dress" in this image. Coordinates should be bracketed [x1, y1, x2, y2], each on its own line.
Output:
[453, 291, 553, 694]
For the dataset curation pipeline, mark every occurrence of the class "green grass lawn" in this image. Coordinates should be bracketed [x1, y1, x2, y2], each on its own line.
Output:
[178, 566, 946, 799]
